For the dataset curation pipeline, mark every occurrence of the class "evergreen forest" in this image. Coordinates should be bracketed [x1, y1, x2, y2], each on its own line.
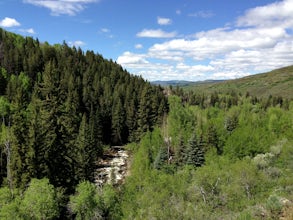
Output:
[0, 28, 292, 219]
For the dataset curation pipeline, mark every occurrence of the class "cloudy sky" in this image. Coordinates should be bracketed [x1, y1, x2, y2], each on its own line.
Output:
[0, 0, 293, 81]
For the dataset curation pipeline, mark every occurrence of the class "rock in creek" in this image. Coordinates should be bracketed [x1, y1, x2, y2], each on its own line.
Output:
[95, 146, 129, 186]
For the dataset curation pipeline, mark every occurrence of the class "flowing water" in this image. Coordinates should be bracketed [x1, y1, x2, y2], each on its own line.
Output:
[95, 146, 129, 186]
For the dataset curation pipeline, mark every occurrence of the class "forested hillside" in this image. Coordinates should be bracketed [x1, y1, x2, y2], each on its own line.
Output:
[0, 28, 167, 193]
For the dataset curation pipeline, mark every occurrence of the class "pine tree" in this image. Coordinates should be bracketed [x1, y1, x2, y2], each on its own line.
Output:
[224, 114, 238, 133]
[8, 73, 34, 189]
[207, 123, 221, 154]
[184, 135, 205, 167]
[75, 114, 92, 181]
[125, 86, 138, 142]
[112, 95, 126, 145]
[196, 135, 205, 167]
[154, 145, 169, 170]
[0, 97, 12, 189]
[36, 61, 75, 190]
[0, 67, 8, 95]
[137, 84, 153, 137]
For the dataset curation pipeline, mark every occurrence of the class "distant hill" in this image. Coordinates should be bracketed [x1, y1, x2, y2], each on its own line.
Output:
[186, 65, 293, 99]
[151, 80, 225, 87]
[151, 80, 192, 86]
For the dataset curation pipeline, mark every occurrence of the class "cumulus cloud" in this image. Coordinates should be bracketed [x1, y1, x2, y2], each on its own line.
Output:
[19, 28, 36, 34]
[118, 0, 293, 81]
[68, 40, 86, 47]
[117, 51, 214, 81]
[211, 71, 250, 80]
[237, 0, 293, 29]
[157, 17, 172, 25]
[148, 26, 287, 61]
[0, 17, 36, 35]
[116, 51, 149, 66]
[23, 0, 99, 16]
[0, 17, 21, 27]
[136, 29, 177, 38]
[176, 63, 214, 72]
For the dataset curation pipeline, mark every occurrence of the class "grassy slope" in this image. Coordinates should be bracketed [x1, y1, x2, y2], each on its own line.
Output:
[186, 65, 293, 99]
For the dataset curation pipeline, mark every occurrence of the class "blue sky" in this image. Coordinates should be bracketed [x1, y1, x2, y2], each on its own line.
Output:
[1, 0, 293, 81]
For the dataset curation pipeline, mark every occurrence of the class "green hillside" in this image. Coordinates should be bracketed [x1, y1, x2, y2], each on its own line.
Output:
[187, 65, 293, 99]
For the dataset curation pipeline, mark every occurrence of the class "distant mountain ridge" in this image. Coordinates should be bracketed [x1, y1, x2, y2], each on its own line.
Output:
[151, 80, 225, 87]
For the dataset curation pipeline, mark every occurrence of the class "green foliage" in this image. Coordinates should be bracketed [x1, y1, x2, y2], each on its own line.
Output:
[75, 113, 100, 182]
[224, 125, 270, 158]
[120, 92, 293, 220]
[0, 194, 22, 220]
[0, 67, 8, 95]
[69, 181, 101, 220]
[184, 135, 205, 167]
[0, 96, 10, 117]
[266, 195, 283, 218]
[20, 178, 59, 220]
[224, 106, 239, 133]
[70, 181, 121, 220]
[154, 145, 168, 170]
[0, 187, 11, 208]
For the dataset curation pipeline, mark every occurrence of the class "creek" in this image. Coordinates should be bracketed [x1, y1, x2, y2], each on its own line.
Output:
[95, 146, 130, 186]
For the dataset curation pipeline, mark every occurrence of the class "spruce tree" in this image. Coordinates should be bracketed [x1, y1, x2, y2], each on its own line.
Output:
[137, 84, 152, 137]
[207, 123, 221, 154]
[112, 95, 126, 145]
[184, 135, 205, 167]
[154, 145, 169, 170]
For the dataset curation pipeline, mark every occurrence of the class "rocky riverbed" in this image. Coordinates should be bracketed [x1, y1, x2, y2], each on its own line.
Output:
[95, 146, 129, 186]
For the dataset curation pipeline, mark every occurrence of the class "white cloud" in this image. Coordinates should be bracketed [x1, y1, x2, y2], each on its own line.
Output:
[135, 44, 143, 49]
[116, 51, 148, 65]
[19, 28, 36, 34]
[101, 28, 110, 33]
[68, 40, 86, 47]
[237, 0, 293, 29]
[176, 10, 181, 15]
[148, 47, 184, 61]
[0, 17, 20, 27]
[176, 63, 214, 72]
[136, 29, 177, 38]
[23, 0, 99, 16]
[157, 17, 172, 25]
[117, 51, 214, 81]
[188, 10, 214, 18]
[118, 0, 293, 81]
[99, 28, 114, 38]
[211, 71, 250, 80]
